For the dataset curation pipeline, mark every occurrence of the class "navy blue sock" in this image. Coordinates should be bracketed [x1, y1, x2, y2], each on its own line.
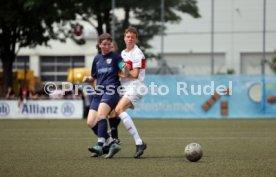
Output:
[91, 123, 98, 136]
[97, 119, 109, 146]
[108, 118, 121, 139]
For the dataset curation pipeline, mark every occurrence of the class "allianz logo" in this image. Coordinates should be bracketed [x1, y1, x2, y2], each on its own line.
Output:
[0, 103, 10, 116]
[21, 103, 58, 114]
[61, 102, 75, 116]
[21, 103, 74, 115]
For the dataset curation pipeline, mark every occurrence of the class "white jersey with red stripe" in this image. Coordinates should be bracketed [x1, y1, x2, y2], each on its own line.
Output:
[120, 45, 146, 106]
[121, 45, 146, 86]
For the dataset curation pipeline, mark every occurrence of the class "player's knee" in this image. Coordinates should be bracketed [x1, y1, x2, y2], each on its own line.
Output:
[87, 119, 93, 127]
[87, 118, 96, 127]
[109, 110, 117, 118]
[96, 113, 107, 121]
[115, 106, 123, 115]
[87, 120, 93, 127]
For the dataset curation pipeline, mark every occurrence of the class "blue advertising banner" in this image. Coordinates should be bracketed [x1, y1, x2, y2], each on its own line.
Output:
[127, 75, 276, 118]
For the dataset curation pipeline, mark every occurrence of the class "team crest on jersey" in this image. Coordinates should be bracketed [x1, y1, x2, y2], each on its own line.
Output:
[106, 58, 112, 64]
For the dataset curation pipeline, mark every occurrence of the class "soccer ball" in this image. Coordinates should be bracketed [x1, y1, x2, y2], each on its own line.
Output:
[184, 143, 203, 162]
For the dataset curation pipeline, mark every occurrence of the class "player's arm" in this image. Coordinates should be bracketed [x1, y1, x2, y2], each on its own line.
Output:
[82, 76, 95, 82]
[126, 51, 144, 79]
[84, 57, 97, 82]
[118, 61, 130, 77]
[127, 68, 140, 79]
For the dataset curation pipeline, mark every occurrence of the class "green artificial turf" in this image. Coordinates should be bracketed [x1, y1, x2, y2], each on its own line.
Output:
[0, 119, 276, 177]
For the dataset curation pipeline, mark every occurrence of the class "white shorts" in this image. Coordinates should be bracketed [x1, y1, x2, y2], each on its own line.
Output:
[120, 81, 146, 108]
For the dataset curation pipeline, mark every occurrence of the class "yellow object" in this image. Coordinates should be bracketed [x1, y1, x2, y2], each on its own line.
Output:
[0, 69, 35, 94]
[17, 70, 35, 90]
[67, 68, 91, 83]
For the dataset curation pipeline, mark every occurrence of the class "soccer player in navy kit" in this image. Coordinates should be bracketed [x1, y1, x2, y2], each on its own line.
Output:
[83, 33, 126, 158]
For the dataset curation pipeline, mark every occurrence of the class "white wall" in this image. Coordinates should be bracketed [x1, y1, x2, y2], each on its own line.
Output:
[18, 37, 97, 77]
[149, 0, 276, 74]
[164, 53, 225, 75]
[13, 0, 276, 76]
[240, 52, 274, 74]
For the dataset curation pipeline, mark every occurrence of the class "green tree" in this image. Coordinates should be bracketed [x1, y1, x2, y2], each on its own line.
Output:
[0, 0, 83, 94]
[115, 0, 200, 57]
[79, 0, 200, 56]
[78, 0, 112, 35]
[0, 0, 200, 94]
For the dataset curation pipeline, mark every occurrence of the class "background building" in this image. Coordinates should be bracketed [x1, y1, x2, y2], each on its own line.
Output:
[1, 0, 276, 83]
[0, 31, 98, 83]
[149, 0, 276, 75]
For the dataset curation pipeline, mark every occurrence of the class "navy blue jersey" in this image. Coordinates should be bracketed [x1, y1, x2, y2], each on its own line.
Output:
[91, 51, 122, 89]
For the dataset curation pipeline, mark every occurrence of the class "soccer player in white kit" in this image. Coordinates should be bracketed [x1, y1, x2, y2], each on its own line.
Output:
[115, 26, 147, 158]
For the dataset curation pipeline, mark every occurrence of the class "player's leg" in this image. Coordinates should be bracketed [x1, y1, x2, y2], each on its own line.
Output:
[97, 102, 122, 158]
[89, 102, 111, 156]
[87, 97, 103, 157]
[87, 96, 110, 156]
[115, 96, 147, 158]
[108, 110, 121, 144]
[87, 112, 113, 157]
[100, 93, 122, 158]
[86, 109, 101, 157]
[87, 96, 100, 136]
[87, 109, 98, 135]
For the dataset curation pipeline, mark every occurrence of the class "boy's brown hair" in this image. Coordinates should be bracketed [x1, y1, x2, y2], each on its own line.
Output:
[125, 26, 138, 39]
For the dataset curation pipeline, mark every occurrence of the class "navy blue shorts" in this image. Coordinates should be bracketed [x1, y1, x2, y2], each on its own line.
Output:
[89, 92, 120, 111]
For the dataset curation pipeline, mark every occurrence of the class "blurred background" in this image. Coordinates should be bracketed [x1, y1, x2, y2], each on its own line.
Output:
[1, 2, 276, 176]
[1, 0, 276, 118]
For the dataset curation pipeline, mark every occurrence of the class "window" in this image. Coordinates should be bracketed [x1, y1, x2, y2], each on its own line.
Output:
[40, 56, 85, 82]
[0, 56, 30, 71]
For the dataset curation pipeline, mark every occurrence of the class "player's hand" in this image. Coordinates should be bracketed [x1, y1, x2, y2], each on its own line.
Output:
[82, 76, 91, 82]
[122, 63, 130, 77]
[118, 72, 126, 78]
[123, 63, 131, 70]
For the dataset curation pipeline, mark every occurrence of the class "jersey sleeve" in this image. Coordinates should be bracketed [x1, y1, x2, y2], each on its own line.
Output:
[132, 50, 145, 69]
[118, 60, 124, 71]
[115, 53, 123, 70]
[91, 57, 97, 78]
